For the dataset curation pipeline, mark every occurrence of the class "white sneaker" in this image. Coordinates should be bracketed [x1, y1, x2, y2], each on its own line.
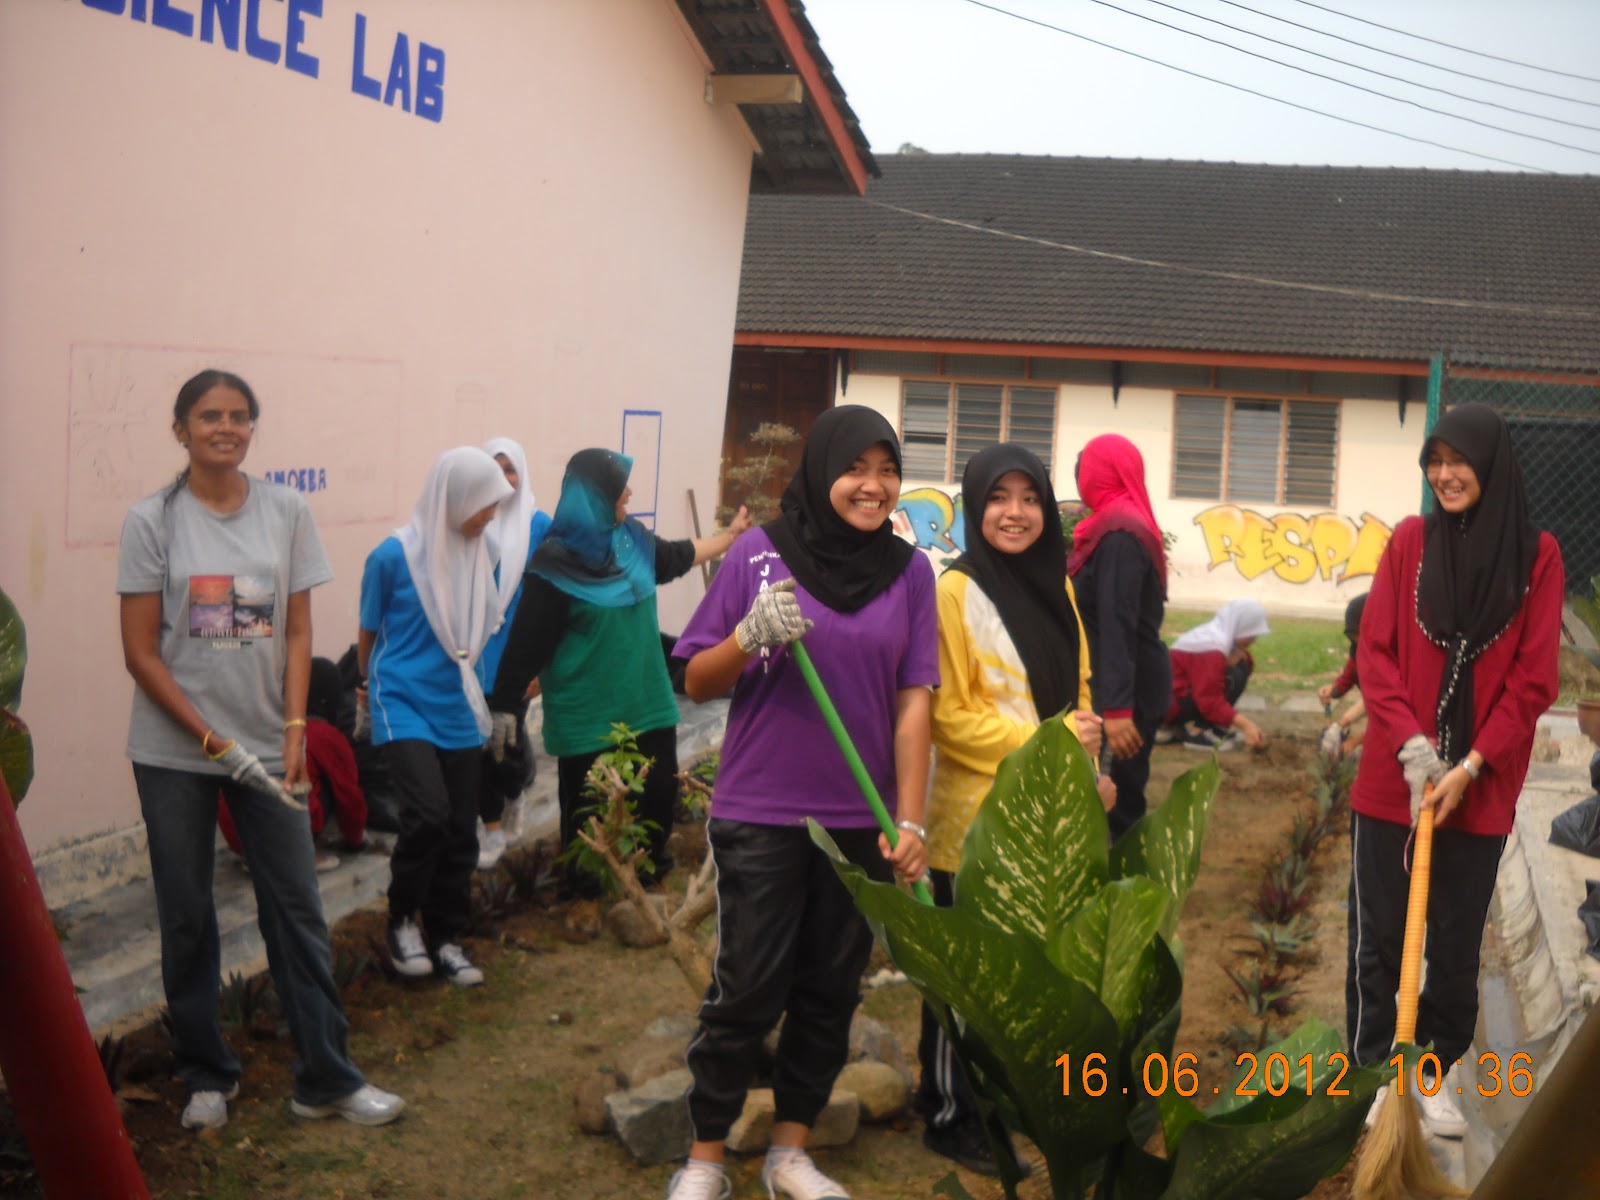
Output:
[665, 1162, 732, 1200]
[290, 1083, 405, 1126]
[763, 1149, 850, 1200]
[432, 941, 485, 987]
[180, 1083, 239, 1131]
[477, 827, 507, 870]
[1418, 1077, 1466, 1139]
[386, 917, 433, 977]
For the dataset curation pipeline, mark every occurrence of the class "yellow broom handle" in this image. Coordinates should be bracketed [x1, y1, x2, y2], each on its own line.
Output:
[1394, 783, 1435, 1045]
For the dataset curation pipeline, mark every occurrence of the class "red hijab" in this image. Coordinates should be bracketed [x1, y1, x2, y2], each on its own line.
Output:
[1066, 434, 1167, 594]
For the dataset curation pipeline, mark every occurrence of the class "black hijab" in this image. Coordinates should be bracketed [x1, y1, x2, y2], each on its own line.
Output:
[1416, 403, 1541, 761]
[947, 444, 1080, 722]
[764, 406, 916, 613]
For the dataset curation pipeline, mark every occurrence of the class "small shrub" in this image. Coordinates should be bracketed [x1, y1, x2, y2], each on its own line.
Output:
[218, 970, 275, 1032]
[331, 947, 371, 992]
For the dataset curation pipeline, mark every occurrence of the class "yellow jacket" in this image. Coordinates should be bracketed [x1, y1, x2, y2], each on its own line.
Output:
[925, 568, 1093, 873]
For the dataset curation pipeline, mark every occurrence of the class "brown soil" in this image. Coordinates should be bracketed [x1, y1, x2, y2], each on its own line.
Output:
[1, 713, 1363, 1199]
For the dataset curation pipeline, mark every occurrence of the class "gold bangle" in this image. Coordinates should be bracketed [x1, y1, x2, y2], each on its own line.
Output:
[201, 729, 217, 754]
[284, 718, 307, 730]
[204, 737, 231, 762]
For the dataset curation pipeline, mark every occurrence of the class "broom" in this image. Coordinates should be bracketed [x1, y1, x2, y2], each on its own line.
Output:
[1352, 783, 1468, 1200]
[789, 640, 934, 907]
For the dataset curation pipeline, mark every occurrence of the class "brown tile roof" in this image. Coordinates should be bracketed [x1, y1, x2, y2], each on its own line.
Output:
[736, 154, 1600, 370]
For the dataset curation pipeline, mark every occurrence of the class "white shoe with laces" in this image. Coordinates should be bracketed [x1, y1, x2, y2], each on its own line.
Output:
[477, 827, 507, 870]
[762, 1148, 850, 1200]
[1418, 1075, 1466, 1139]
[433, 941, 484, 987]
[664, 1161, 732, 1200]
[290, 1083, 405, 1126]
[387, 917, 433, 977]
[180, 1083, 239, 1131]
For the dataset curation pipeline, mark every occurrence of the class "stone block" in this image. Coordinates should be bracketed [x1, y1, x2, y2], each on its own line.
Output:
[835, 1061, 909, 1122]
[615, 1031, 688, 1090]
[573, 1071, 616, 1135]
[605, 1068, 693, 1165]
[725, 1088, 859, 1153]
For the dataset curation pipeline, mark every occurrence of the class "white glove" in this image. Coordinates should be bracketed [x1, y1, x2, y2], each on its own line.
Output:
[487, 710, 519, 763]
[734, 578, 813, 654]
[1319, 723, 1345, 759]
[352, 701, 371, 744]
[1397, 734, 1446, 823]
[217, 742, 306, 811]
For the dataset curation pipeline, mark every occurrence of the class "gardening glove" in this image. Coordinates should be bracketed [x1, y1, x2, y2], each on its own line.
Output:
[734, 577, 812, 654]
[1319, 723, 1344, 759]
[352, 700, 371, 744]
[487, 710, 519, 763]
[217, 742, 306, 812]
[1397, 734, 1447, 822]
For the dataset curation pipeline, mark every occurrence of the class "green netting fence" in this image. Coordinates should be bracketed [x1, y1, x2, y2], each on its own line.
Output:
[1429, 351, 1600, 598]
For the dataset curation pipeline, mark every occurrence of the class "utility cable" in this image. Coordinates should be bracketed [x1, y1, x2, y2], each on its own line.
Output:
[957, 0, 1549, 172]
[1059, 0, 1600, 157]
[1288, 0, 1600, 88]
[862, 197, 1600, 320]
[1159, 0, 1600, 129]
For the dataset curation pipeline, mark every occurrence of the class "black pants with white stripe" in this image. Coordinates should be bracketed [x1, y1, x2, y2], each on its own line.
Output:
[914, 869, 980, 1132]
[1344, 811, 1505, 1069]
[685, 821, 890, 1142]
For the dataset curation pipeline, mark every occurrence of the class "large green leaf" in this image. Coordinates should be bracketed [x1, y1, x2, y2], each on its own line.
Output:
[1109, 758, 1219, 938]
[1049, 877, 1170, 1041]
[955, 710, 1108, 943]
[811, 821, 1127, 1197]
[0, 587, 23, 712]
[1156, 1020, 1388, 1200]
[0, 709, 30, 807]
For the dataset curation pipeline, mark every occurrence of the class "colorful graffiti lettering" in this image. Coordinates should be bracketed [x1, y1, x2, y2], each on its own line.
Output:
[1193, 505, 1392, 584]
[893, 487, 966, 555]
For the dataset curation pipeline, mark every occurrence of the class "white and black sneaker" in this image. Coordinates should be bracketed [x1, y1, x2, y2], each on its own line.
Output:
[386, 917, 433, 978]
[432, 941, 484, 988]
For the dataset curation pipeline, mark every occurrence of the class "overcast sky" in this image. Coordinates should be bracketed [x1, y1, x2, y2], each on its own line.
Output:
[803, 0, 1600, 174]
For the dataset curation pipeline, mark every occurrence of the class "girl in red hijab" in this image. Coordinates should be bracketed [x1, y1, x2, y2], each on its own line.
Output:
[1067, 434, 1172, 840]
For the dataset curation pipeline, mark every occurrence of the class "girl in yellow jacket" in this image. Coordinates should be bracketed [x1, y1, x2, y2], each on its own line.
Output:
[916, 443, 1106, 1177]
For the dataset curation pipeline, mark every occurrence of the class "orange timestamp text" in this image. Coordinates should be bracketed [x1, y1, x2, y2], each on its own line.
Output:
[1054, 1050, 1534, 1099]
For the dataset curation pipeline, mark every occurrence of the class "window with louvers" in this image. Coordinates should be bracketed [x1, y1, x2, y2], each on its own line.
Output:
[897, 380, 1060, 483]
[1173, 395, 1337, 505]
[901, 381, 950, 480]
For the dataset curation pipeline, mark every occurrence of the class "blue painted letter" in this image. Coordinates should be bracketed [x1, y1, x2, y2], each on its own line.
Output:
[383, 31, 411, 112]
[199, 0, 240, 48]
[284, 0, 321, 78]
[350, 12, 381, 100]
[416, 41, 444, 122]
[81, 0, 128, 14]
[152, 0, 195, 36]
[244, 0, 280, 64]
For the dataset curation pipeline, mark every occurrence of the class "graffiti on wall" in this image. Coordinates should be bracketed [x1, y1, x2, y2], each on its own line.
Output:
[892, 487, 967, 556]
[1193, 505, 1392, 584]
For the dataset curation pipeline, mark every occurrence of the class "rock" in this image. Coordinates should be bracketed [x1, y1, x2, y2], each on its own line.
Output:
[615, 1031, 688, 1090]
[725, 1088, 859, 1153]
[605, 1069, 693, 1165]
[606, 897, 668, 948]
[1235, 693, 1267, 712]
[848, 1012, 910, 1083]
[1279, 694, 1327, 714]
[835, 1061, 909, 1122]
[573, 1071, 617, 1135]
[644, 1013, 699, 1041]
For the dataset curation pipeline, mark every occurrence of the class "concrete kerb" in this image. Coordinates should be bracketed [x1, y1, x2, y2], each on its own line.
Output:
[57, 696, 731, 1036]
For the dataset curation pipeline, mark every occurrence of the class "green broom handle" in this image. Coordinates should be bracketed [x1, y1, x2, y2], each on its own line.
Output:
[790, 640, 934, 906]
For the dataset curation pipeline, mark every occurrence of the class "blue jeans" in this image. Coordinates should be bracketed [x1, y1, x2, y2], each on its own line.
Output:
[132, 763, 365, 1104]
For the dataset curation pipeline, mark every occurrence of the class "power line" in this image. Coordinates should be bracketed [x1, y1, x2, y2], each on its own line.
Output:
[1174, 0, 1600, 128]
[1060, 0, 1600, 158]
[864, 198, 1600, 319]
[956, 0, 1549, 171]
[1288, 0, 1600, 88]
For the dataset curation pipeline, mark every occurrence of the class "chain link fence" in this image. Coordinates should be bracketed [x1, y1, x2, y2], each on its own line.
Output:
[1432, 351, 1600, 601]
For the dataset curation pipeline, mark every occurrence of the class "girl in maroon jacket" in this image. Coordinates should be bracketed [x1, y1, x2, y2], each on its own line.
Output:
[1345, 403, 1563, 1139]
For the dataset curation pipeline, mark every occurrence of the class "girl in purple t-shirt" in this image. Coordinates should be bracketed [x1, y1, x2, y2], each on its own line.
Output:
[668, 406, 938, 1200]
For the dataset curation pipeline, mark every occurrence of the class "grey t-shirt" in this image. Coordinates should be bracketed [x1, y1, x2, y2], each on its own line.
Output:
[117, 477, 333, 773]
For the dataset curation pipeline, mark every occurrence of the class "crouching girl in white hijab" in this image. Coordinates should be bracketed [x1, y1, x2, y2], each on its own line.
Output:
[356, 447, 511, 987]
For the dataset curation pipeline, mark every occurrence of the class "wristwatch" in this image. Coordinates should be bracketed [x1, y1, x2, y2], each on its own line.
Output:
[1459, 756, 1480, 780]
[896, 818, 927, 841]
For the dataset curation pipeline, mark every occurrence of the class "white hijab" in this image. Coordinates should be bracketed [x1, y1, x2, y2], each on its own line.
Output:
[483, 436, 538, 631]
[395, 447, 514, 737]
[1171, 598, 1270, 656]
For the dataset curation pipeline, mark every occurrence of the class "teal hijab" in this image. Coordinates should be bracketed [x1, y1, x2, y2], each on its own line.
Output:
[528, 449, 656, 608]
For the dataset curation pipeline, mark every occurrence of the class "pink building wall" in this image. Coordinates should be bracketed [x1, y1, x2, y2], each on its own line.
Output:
[0, 0, 755, 880]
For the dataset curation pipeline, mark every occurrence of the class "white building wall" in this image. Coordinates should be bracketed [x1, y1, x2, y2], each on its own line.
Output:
[841, 374, 1429, 618]
[0, 0, 754, 874]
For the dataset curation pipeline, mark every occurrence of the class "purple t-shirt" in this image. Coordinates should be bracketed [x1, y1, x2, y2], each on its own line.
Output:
[676, 528, 939, 828]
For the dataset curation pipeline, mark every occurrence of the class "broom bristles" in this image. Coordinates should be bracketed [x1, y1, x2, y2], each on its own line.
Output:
[1352, 1088, 1468, 1200]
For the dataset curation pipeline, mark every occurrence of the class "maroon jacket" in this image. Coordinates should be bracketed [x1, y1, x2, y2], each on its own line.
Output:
[1351, 516, 1563, 837]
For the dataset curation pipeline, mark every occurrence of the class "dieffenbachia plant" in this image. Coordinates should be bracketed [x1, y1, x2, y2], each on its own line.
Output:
[810, 715, 1385, 1199]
